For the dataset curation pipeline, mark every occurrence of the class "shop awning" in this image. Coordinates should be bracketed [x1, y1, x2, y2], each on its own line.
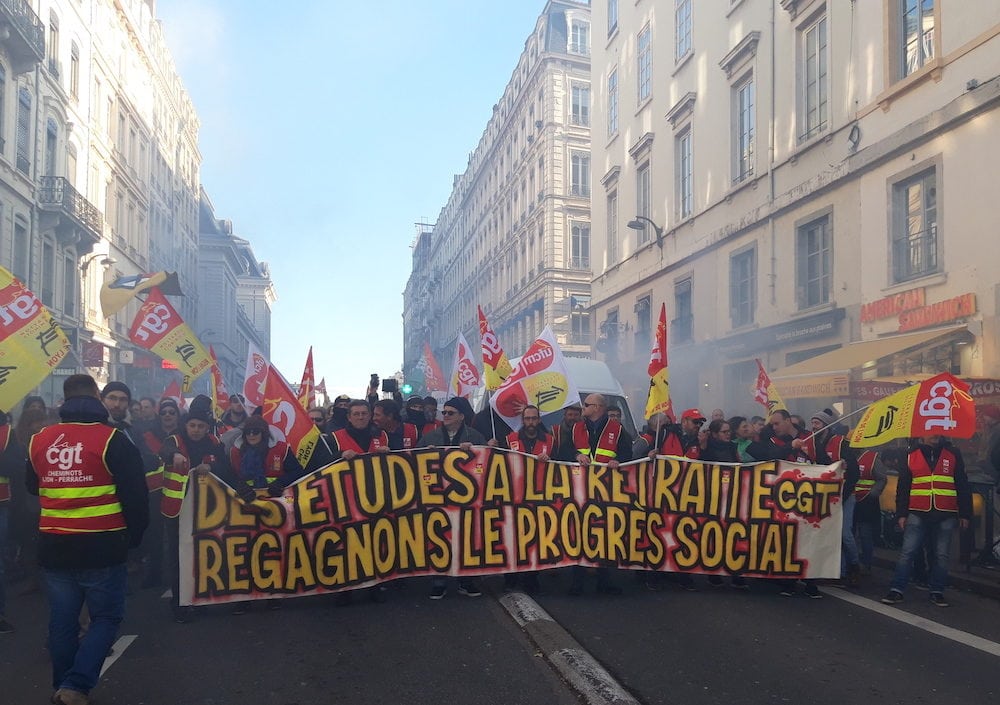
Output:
[770, 325, 967, 398]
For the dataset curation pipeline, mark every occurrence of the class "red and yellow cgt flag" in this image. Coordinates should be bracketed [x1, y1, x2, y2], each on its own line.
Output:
[128, 286, 211, 392]
[261, 364, 327, 470]
[753, 358, 787, 414]
[849, 372, 976, 448]
[478, 305, 512, 390]
[298, 346, 315, 410]
[645, 303, 675, 421]
[208, 346, 230, 419]
[0, 266, 71, 411]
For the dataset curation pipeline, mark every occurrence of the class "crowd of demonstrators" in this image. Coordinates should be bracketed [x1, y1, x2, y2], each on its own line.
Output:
[0, 376, 987, 678]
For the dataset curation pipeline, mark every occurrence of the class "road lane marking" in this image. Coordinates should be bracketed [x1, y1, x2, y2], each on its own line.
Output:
[161, 589, 171, 600]
[826, 588, 1000, 658]
[497, 592, 639, 705]
[101, 635, 137, 677]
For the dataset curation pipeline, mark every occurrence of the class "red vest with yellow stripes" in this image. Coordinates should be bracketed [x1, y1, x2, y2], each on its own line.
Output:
[333, 428, 388, 455]
[572, 419, 623, 462]
[506, 431, 553, 456]
[853, 451, 880, 501]
[0, 425, 11, 502]
[160, 434, 221, 518]
[907, 447, 959, 513]
[29, 423, 127, 534]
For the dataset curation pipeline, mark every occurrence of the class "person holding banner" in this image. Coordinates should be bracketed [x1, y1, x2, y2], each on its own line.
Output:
[562, 394, 632, 596]
[747, 410, 820, 598]
[25, 374, 148, 705]
[417, 396, 486, 599]
[792, 409, 862, 587]
[329, 401, 390, 459]
[881, 435, 972, 608]
[159, 396, 258, 623]
[372, 400, 420, 450]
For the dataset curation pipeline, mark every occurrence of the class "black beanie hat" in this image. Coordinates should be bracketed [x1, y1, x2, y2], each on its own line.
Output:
[101, 381, 132, 401]
[443, 396, 474, 421]
[185, 394, 215, 425]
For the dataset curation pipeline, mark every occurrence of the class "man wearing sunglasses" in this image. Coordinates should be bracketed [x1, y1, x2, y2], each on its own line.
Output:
[416, 397, 486, 599]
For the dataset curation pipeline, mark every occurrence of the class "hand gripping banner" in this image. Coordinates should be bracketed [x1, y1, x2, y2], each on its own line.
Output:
[178, 449, 844, 605]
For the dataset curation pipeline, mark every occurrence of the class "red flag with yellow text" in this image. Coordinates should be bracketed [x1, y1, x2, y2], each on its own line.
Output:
[417, 341, 446, 392]
[849, 373, 975, 447]
[208, 346, 230, 419]
[0, 266, 71, 411]
[261, 364, 330, 471]
[645, 303, 674, 421]
[753, 358, 787, 414]
[478, 305, 513, 390]
[298, 346, 315, 409]
[128, 287, 212, 392]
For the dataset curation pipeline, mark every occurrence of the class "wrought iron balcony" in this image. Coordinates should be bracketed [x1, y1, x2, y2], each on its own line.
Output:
[0, 0, 45, 73]
[37, 176, 103, 247]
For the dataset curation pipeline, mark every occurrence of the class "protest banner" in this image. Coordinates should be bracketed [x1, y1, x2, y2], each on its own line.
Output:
[178, 449, 844, 605]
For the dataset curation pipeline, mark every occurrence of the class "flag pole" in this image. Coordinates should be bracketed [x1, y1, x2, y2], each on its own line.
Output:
[800, 403, 873, 442]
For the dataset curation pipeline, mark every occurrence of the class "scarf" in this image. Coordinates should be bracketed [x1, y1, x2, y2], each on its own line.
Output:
[239, 442, 268, 488]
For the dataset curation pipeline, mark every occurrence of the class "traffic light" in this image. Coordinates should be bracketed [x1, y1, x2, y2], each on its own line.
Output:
[401, 383, 413, 395]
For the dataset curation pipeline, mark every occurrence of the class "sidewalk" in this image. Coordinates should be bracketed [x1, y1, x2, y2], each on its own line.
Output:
[871, 545, 1000, 600]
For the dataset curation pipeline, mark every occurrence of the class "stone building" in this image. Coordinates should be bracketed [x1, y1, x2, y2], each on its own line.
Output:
[589, 0, 1000, 420]
[403, 0, 593, 388]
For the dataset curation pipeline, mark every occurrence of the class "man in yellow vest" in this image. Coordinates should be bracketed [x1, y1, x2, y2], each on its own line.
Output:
[25, 374, 148, 705]
[561, 393, 632, 596]
[881, 435, 972, 608]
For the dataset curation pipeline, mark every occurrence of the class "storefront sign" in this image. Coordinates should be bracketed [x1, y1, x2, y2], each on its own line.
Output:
[778, 374, 850, 399]
[719, 308, 845, 357]
[860, 287, 925, 323]
[851, 377, 1000, 401]
[897, 293, 976, 332]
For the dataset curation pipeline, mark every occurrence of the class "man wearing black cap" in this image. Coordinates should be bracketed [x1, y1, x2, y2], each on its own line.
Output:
[416, 397, 486, 599]
[100, 382, 133, 435]
[327, 395, 352, 432]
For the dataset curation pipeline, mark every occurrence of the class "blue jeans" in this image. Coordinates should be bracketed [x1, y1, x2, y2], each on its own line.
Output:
[44, 564, 127, 693]
[840, 494, 860, 573]
[889, 513, 956, 595]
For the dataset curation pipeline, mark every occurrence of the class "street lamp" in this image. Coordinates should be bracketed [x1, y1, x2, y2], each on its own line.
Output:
[627, 216, 665, 249]
[79, 254, 116, 272]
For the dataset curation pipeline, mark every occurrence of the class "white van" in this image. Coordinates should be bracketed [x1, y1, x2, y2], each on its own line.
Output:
[472, 357, 637, 437]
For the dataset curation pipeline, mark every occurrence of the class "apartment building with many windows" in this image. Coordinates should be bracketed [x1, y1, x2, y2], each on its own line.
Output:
[0, 0, 272, 399]
[403, 0, 592, 388]
[590, 0, 1000, 419]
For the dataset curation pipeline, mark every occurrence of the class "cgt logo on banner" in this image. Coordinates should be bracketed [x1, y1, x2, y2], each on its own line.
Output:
[178, 449, 844, 605]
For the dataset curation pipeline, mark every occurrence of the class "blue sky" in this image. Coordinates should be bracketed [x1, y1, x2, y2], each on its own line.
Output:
[157, 0, 545, 398]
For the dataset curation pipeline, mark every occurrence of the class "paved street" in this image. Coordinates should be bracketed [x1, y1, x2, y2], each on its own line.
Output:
[2, 562, 999, 705]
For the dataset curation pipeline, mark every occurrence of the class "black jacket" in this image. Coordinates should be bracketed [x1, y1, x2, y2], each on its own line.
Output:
[25, 396, 150, 570]
[701, 438, 740, 464]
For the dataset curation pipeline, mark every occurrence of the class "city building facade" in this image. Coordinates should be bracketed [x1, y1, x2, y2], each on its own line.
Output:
[403, 0, 593, 389]
[0, 0, 272, 403]
[590, 0, 1000, 421]
[198, 188, 274, 392]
